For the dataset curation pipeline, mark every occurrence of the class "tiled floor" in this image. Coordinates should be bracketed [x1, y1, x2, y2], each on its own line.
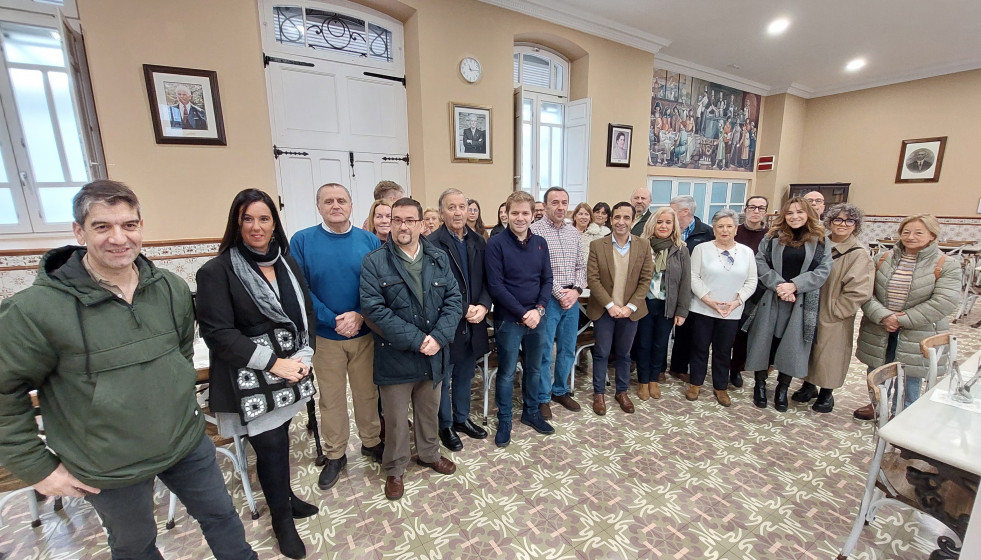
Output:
[2, 309, 979, 560]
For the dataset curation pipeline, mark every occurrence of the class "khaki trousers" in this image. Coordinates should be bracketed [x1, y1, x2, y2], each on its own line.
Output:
[378, 380, 441, 477]
[314, 335, 381, 459]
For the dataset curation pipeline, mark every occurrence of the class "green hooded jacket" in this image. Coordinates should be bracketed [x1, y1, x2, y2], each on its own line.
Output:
[0, 246, 204, 489]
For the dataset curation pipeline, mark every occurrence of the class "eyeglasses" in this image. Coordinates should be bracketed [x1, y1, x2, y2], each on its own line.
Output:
[831, 218, 857, 226]
[745, 205, 767, 212]
[804, 198, 824, 205]
[391, 218, 421, 228]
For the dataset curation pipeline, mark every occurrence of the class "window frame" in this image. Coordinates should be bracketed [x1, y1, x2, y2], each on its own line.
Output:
[515, 44, 570, 201]
[647, 176, 749, 224]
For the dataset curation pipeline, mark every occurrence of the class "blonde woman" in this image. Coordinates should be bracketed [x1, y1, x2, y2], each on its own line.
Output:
[366, 199, 392, 243]
[635, 207, 691, 400]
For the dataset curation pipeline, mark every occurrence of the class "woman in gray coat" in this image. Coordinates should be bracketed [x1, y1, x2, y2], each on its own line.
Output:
[742, 197, 832, 412]
[853, 214, 961, 418]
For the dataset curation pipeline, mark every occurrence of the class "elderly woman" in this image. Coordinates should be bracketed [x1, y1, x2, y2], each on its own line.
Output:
[573, 202, 610, 266]
[790, 204, 874, 413]
[853, 214, 961, 418]
[686, 209, 758, 406]
[466, 198, 489, 240]
[592, 202, 612, 230]
[743, 197, 832, 412]
[635, 207, 691, 401]
[195, 189, 318, 558]
[423, 207, 440, 236]
[366, 199, 392, 243]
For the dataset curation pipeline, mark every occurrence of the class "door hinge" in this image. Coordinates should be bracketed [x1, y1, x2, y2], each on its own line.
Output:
[278, 196, 285, 211]
[382, 154, 410, 164]
[273, 145, 309, 159]
[264, 54, 315, 68]
[349, 151, 355, 177]
[363, 71, 406, 87]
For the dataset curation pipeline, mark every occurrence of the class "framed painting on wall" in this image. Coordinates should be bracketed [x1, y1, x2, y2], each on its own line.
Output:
[451, 103, 492, 162]
[895, 136, 946, 183]
[143, 64, 226, 145]
[607, 124, 632, 167]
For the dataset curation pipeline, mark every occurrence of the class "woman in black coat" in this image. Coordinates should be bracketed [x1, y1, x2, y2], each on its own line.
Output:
[195, 189, 318, 559]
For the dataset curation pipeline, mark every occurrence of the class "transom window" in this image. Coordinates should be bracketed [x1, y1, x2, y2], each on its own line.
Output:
[513, 44, 567, 95]
[647, 176, 747, 224]
[272, 5, 393, 63]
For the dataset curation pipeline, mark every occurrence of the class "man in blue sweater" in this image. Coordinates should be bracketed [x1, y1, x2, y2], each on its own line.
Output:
[291, 183, 383, 491]
[485, 191, 554, 447]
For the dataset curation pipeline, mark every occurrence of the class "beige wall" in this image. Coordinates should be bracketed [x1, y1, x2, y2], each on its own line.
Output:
[796, 69, 980, 216]
[77, 0, 277, 241]
[755, 93, 806, 204]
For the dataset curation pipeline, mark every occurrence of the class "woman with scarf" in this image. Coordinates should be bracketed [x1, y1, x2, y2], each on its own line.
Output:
[635, 207, 691, 401]
[196, 189, 318, 558]
[742, 197, 832, 412]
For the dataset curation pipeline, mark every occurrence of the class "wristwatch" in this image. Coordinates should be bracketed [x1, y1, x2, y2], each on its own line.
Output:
[536, 305, 546, 317]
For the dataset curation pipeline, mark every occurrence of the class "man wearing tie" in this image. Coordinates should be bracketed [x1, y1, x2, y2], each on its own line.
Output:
[168, 84, 207, 130]
[462, 114, 485, 154]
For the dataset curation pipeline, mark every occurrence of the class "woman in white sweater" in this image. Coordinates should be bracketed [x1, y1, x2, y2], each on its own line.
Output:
[686, 209, 758, 406]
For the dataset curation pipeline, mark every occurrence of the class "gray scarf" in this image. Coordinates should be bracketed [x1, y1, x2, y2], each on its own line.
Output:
[229, 245, 309, 347]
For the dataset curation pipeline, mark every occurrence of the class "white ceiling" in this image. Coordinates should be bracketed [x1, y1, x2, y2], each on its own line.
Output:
[481, 0, 981, 98]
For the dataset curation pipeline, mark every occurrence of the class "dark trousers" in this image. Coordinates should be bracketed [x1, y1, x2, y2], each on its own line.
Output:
[249, 418, 292, 521]
[635, 298, 674, 384]
[669, 318, 694, 374]
[86, 434, 256, 560]
[592, 313, 639, 394]
[439, 342, 477, 429]
[688, 312, 740, 390]
[730, 328, 750, 375]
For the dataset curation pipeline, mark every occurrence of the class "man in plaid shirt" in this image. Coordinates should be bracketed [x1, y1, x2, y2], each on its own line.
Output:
[530, 187, 586, 418]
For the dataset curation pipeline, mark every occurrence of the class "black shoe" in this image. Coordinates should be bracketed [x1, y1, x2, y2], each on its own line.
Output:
[729, 371, 743, 388]
[317, 455, 347, 490]
[273, 517, 307, 559]
[290, 493, 319, 519]
[812, 390, 834, 413]
[360, 442, 384, 463]
[774, 383, 790, 412]
[519, 411, 555, 435]
[791, 382, 818, 403]
[753, 383, 767, 408]
[453, 418, 488, 439]
[439, 427, 463, 451]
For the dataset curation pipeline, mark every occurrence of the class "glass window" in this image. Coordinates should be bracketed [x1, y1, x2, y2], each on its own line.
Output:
[1, 24, 64, 66]
[0, 189, 18, 225]
[49, 71, 87, 182]
[38, 186, 77, 223]
[272, 5, 393, 63]
[540, 102, 562, 125]
[647, 177, 751, 224]
[711, 182, 729, 203]
[8, 68, 63, 183]
[650, 180, 672, 204]
[513, 53, 519, 84]
[367, 23, 392, 62]
[522, 98, 532, 121]
[677, 182, 691, 195]
[273, 6, 305, 46]
[553, 63, 563, 91]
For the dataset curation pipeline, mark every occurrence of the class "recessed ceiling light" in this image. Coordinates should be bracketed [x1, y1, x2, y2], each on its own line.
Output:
[767, 18, 790, 35]
[845, 58, 866, 72]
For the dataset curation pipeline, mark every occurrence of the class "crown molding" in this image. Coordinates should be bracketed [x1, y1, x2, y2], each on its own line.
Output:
[654, 54, 770, 96]
[800, 58, 981, 98]
[476, 0, 670, 54]
[765, 82, 816, 99]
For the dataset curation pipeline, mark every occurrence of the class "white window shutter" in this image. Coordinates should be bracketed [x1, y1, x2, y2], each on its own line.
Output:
[562, 98, 590, 205]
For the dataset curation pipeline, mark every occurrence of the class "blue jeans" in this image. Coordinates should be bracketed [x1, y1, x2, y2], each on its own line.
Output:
[592, 313, 639, 394]
[635, 298, 674, 384]
[494, 319, 544, 422]
[439, 349, 478, 428]
[538, 297, 579, 403]
[876, 331, 922, 410]
[86, 434, 257, 560]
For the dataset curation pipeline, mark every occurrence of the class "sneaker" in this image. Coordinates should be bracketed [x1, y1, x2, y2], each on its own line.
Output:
[495, 421, 512, 447]
[520, 411, 555, 435]
[317, 455, 347, 490]
[360, 442, 384, 463]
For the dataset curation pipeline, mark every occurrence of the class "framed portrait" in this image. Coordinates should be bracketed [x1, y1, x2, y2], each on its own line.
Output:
[451, 103, 491, 162]
[895, 136, 946, 183]
[607, 124, 632, 167]
[143, 64, 226, 145]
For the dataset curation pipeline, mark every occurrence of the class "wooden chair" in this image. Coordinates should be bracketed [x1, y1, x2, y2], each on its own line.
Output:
[920, 332, 956, 390]
[837, 362, 977, 559]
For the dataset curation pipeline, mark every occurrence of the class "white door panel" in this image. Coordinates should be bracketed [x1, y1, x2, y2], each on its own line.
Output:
[563, 98, 590, 206]
[277, 150, 347, 237]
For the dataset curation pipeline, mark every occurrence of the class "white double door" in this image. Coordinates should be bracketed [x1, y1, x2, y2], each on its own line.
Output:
[265, 50, 409, 235]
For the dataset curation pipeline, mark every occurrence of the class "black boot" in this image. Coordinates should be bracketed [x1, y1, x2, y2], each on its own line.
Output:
[290, 491, 318, 519]
[753, 371, 767, 408]
[273, 515, 306, 559]
[774, 373, 791, 412]
[791, 381, 818, 403]
[729, 370, 744, 388]
[812, 388, 835, 413]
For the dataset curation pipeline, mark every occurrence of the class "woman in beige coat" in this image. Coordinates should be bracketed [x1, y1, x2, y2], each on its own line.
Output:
[791, 204, 874, 413]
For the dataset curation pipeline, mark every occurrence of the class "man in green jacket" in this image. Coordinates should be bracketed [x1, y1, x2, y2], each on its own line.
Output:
[0, 181, 256, 559]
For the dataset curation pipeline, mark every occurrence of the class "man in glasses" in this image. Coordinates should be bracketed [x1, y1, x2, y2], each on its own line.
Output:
[360, 197, 463, 501]
[730, 195, 769, 388]
[803, 191, 826, 219]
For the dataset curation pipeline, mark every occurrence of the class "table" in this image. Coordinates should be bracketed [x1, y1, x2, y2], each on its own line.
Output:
[876, 350, 981, 558]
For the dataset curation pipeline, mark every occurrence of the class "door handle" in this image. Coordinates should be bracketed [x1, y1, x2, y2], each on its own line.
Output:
[19, 171, 27, 187]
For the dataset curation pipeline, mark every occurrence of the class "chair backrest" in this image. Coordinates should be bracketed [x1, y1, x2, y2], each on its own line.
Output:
[866, 361, 905, 427]
[919, 333, 956, 390]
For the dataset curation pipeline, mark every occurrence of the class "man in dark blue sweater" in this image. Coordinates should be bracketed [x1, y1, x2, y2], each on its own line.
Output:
[291, 183, 383, 491]
[484, 191, 554, 447]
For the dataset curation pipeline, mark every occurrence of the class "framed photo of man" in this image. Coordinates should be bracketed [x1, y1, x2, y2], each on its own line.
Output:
[143, 64, 226, 145]
[607, 124, 632, 167]
[895, 136, 946, 183]
[451, 103, 491, 162]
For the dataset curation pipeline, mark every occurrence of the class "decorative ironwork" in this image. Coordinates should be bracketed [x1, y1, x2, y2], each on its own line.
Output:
[272, 6, 393, 63]
[272, 146, 309, 159]
[382, 154, 409, 164]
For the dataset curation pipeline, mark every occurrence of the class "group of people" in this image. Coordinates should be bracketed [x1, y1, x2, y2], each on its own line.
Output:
[0, 178, 962, 560]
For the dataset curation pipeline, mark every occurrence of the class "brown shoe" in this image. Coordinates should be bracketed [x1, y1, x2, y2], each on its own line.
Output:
[658, 371, 666, 383]
[670, 371, 691, 384]
[552, 393, 581, 412]
[385, 476, 404, 500]
[685, 384, 700, 401]
[714, 389, 731, 407]
[614, 393, 635, 413]
[649, 382, 661, 399]
[853, 403, 875, 420]
[539, 402, 553, 420]
[417, 456, 456, 475]
[637, 383, 650, 401]
[592, 394, 606, 416]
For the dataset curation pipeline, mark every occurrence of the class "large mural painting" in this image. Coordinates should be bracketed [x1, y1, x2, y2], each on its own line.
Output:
[649, 67, 761, 171]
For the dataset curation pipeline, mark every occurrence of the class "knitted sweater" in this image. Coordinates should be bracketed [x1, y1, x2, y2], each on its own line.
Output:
[485, 227, 553, 323]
